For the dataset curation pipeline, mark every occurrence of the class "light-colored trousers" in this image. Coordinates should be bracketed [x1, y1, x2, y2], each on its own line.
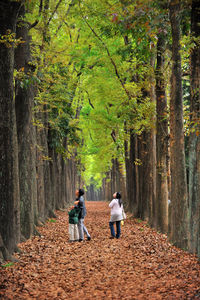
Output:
[78, 218, 90, 240]
[69, 223, 79, 241]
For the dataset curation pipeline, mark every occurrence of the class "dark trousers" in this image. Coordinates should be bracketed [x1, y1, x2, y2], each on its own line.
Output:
[109, 221, 121, 238]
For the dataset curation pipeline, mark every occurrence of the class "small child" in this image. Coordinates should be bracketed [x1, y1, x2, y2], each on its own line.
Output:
[68, 206, 80, 242]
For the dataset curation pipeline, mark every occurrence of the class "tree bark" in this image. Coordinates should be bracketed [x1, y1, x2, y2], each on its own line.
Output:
[169, 0, 189, 249]
[124, 129, 139, 216]
[36, 120, 46, 223]
[149, 55, 157, 228]
[36, 0, 54, 221]
[155, 33, 169, 233]
[188, 0, 200, 258]
[0, 0, 21, 255]
[137, 130, 155, 222]
[0, 233, 14, 263]
[110, 158, 125, 198]
[15, 5, 37, 239]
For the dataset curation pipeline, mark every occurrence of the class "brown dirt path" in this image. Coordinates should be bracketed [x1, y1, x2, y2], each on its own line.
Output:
[0, 201, 200, 299]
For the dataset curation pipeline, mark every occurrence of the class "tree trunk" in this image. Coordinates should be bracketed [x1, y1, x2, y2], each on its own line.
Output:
[110, 158, 126, 201]
[36, 120, 46, 223]
[155, 33, 169, 233]
[66, 158, 74, 204]
[125, 129, 139, 216]
[103, 173, 112, 201]
[188, 0, 200, 258]
[61, 155, 67, 207]
[48, 146, 56, 212]
[169, 0, 189, 249]
[138, 130, 155, 222]
[53, 152, 62, 209]
[0, 1, 21, 256]
[15, 5, 36, 239]
[149, 55, 157, 228]
[43, 128, 53, 217]
[0, 233, 14, 263]
[138, 133, 148, 221]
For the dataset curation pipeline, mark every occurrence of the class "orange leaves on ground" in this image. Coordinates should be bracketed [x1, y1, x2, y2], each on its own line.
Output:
[0, 201, 200, 299]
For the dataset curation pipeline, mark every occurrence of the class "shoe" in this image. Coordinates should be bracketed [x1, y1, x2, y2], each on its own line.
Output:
[79, 239, 84, 242]
[109, 236, 115, 239]
[87, 236, 91, 241]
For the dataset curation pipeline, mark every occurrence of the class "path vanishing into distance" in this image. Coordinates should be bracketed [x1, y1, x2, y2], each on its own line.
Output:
[0, 201, 199, 299]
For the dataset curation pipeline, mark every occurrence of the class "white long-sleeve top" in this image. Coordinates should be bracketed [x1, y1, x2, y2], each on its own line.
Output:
[109, 199, 123, 222]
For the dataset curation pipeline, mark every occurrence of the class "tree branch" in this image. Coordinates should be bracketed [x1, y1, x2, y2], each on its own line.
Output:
[55, 0, 76, 35]
[111, 130, 117, 143]
[30, 0, 43, 29]
[47, 0, 63, 26]
[86, 91, 95, 109]
[80, 11, 131, 101]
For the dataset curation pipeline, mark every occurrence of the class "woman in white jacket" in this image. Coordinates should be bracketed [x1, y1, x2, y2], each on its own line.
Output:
[109, 192, 123, 239]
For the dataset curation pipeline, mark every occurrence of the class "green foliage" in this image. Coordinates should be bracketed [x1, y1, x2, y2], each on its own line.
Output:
[69, 0, 159, 187]
[27, 0, 82, 155]
[1, 262, 15, 268]
[24, 0, 191, 188]
[48, 219, 56, 223]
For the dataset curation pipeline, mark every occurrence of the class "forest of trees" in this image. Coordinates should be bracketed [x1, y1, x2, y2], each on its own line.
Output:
[0, 0, 199, 262]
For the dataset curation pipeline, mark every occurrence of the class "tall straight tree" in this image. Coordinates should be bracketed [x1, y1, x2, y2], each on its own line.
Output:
[149, 55, 157, 229]
[169, 0, 188, 249]
[138, 130, 155, 222]
[125, 131, 139, 215]
[36, 0, 54, 221]
[155, 33, 168, 233]
[188, 0, 200, 257]
[15, 4, 37, 240]
[0, 0, 21, 259]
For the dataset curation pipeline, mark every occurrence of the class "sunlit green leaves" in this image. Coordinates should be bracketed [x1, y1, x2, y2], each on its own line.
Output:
[68, 0, 161, 187]
[25, 0, 173, 188]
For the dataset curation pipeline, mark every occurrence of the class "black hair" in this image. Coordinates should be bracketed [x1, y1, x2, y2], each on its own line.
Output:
[116, 192, 122, 207]
[79, 189, 84, 197]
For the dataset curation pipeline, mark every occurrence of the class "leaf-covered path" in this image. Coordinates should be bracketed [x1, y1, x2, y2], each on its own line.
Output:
[0, 201, 199, 299]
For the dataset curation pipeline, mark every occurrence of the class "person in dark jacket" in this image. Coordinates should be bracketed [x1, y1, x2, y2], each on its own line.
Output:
[74, 189, 91, 242]
[68, 206, 80, 242]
